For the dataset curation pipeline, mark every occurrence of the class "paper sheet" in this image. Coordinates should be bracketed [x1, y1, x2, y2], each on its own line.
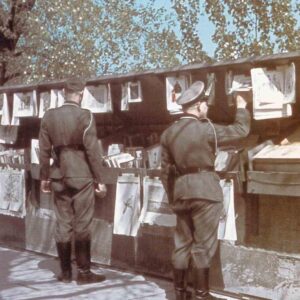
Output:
[139, 176, 176, 227]
[218, 179, 236, 241]
[114, 174, 141, 236]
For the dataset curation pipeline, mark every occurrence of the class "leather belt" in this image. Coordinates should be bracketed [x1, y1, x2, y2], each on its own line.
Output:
[179, 166, 214, 175]
[54, 144, 85, 154]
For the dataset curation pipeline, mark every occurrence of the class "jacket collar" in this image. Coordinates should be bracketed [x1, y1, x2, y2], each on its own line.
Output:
[63, 100, 80, 107]
[178, 113, 199, 121]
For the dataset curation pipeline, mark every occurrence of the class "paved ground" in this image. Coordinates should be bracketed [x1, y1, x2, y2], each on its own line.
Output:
[0, 246, 249, 300]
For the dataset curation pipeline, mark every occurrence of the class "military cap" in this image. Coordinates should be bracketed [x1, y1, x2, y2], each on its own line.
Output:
[64, 77, 86, 93]
[176, 81, 205, 106]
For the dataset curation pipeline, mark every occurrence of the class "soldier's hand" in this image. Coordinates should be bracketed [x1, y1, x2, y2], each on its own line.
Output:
[41, 180, 51, 193]
[95, 183, 107, 199]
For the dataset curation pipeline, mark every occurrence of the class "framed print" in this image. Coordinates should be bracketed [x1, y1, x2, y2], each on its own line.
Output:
[82, 84, 112, 113]
[166, 75, 190, 114]
[38, 91, 54, 118]
[13, 90, 38, 117]
[128, 81, 142, 103]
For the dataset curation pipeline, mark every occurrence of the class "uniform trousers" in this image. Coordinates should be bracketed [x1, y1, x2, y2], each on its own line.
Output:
[172, 198, 222, 269]
[53, 180, 95, 243]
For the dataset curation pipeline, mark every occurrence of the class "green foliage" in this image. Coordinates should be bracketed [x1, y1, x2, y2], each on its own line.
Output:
[203, 0, 300, 60]
[1, 0, 185, 85]
[171, 0, 211, 63]
[1, 0, 299, 86]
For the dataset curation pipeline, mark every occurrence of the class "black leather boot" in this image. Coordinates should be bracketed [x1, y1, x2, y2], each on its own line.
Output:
[173, 268, 190, 300]
[56, 242, 72, 283]
[75, 239, 106, 285]
[193, 268, 221, 300]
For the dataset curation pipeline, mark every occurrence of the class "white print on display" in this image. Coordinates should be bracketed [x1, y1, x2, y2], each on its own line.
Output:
[113, 174, 141, 236]
[205, 73, 216, 105]
[13, 91, 38, 117]
[0, 93, 10, 125]
[225, 71, 252, 95]
[139, 176, 176, 227]
[50, 89, 65, 108]
[120, 81, 143, 110]
[0, 169, 26, 218]
[146, 144, 161, 169]
[39, 90, 58, 118]
[82, 84, 112, 113]
[218, 179, 236, 241]
[251, 63, 295, 120]
[121, 83, 129, 111]
[31, 139, 40, 164]
[165, 75, 190, 114]
[128, 81, 142, 103]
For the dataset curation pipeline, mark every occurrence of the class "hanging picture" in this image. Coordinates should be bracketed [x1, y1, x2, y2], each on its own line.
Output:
[38, 91, 55, 118]
[166, 75, 190, 114]
[225, 71, 252, 95]
[146, 144, 161, 169]
[82, 84, 112, 113]
[31, 139, 40, 164]
[251, 63, 295, 120]
[13, 91, 38, 117]
[121, 83, 129, 111]
[0, 169, 26, 217]
[128, 81, 142, 103]
[50, 89, 65, 108]
[205, 73, 216, 106]
[0, 93, 10, 125]
[218, 179, 236, 241]
[113, 174, 141, 236]
[139, 176, 176, 227]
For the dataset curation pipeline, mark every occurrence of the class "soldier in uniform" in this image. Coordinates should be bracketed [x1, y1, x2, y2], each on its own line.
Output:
[160, 81, 251, 300]
[39, 77, 107, 285]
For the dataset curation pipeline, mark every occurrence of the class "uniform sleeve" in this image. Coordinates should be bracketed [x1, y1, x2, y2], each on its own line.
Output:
[160, 134, 175, 202]
[83, 111, 105, 183]
[207, 108, 251, 145]
[39, 114, 52, 180]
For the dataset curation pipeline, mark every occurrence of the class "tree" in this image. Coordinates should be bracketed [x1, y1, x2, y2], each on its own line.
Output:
[0, 0, 35, 85]
[203, 0, 300, 60]
[171, 0, 212, 64]
[1, 0, 191, 85]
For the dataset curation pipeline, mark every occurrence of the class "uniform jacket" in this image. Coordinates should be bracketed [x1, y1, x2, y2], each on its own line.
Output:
[160, 108, 251, 202]
[39, 101, 105, 189]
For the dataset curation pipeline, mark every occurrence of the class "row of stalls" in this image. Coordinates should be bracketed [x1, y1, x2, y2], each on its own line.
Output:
[0, 51, 300, 299]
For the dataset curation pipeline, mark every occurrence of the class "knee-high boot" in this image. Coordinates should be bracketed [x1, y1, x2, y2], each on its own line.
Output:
[56, 242, 72, 283]
[173, 268, 189, 300]
[75, 239, 106, 285]
[193, 268, 221, 300]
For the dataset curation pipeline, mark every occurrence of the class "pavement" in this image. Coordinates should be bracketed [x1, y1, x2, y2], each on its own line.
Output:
[0, 246, 247, 300]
